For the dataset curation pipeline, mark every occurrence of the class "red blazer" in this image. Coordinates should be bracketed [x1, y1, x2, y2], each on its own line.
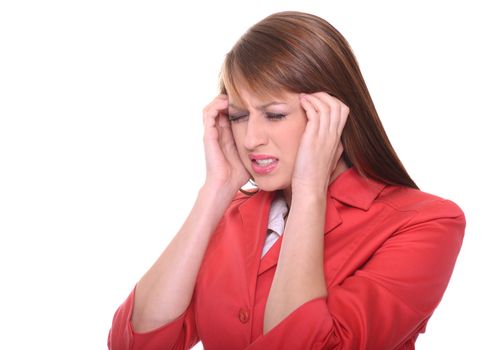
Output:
[108, 168, 465, 350]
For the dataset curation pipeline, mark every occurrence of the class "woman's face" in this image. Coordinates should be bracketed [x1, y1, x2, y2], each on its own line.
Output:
[227, 86, 307, 192]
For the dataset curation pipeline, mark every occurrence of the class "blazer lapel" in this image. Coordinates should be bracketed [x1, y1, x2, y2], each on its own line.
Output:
[238, 191, 274, 301]
[325, 197, 343, 234]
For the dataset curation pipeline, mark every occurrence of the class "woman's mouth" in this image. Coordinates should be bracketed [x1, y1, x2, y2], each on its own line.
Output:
[249, 154, 279, 174]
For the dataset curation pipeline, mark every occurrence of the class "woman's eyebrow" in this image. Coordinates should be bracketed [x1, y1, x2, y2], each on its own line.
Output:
[228, 103, 245, 111]
[228, 101, 286, 111]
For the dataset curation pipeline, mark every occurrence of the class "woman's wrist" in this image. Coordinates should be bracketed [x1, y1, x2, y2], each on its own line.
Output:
[291, 182, 329, 205]
[199, 181, 238, 206]
[290, 191, 326, 212]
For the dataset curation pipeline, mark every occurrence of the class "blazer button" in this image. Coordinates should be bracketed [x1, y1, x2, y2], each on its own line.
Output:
[238, 308, 250, 324]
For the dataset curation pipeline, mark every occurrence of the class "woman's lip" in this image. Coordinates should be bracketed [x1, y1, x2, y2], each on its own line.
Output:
[251, 158, 279, 174]
[249, 153, 278, 161]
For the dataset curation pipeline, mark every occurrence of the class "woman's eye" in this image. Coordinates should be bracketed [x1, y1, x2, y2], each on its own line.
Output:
[266, 113, 286, 120]
[228, 114, 248, 123]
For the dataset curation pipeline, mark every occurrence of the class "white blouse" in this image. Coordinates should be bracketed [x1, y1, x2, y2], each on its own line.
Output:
[261, 193, 288, 257]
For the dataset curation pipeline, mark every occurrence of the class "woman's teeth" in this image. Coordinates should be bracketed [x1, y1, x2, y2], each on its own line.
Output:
[255, 159, 276, 166]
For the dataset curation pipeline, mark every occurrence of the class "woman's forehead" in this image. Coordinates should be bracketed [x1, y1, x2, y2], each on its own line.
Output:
[226, 81, 291, 106]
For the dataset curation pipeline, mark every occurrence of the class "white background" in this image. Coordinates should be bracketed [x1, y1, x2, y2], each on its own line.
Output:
[1, 1, 482, 349]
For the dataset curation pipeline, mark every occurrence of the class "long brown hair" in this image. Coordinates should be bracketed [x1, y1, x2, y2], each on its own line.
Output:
[219, 11, 418, 189]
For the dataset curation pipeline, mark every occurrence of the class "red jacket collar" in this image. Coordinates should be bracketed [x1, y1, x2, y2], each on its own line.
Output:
[235, 168, 387, 278]
[237, 167, 387, 239]
[238, 167, 386, 212]
[329, 167, 386, 211]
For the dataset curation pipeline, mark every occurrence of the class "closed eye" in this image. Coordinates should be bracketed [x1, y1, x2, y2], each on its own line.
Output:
[266, 113, 286, 120]
[228, 113, 286, 123]
[228, 114, 248, 123]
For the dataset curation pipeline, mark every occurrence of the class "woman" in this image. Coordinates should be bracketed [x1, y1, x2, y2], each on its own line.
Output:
[108, 11, 465, 349]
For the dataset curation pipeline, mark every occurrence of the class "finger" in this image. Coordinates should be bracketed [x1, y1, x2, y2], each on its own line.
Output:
[203, 95, 228, 129]
[313, 92, 350, 134]
[331, 142, 345, 172]
[335, 142, 344, 160]
[307, 92, 341, 135]
[338, 104, 350, 135]
[217, 113, 235, 150]
[299, 94, 320, 138]
[203, 94, 228, 117]
[312, 92, 351, 139]
[301, 93, 333, 138]
[203, 99, 228, 145]
[216, 116, 245, 171]
[204, 96, 228, 125]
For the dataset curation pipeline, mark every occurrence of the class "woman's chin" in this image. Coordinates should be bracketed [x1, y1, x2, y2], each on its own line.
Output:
[252, 178, 290, 193]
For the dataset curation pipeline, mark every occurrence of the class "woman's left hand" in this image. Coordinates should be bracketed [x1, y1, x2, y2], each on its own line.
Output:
[291, 92, 350, 197]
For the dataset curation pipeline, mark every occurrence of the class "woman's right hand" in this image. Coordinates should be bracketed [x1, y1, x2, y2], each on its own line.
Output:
[130, 95, 250, 335]
[202, 95, 250, 194]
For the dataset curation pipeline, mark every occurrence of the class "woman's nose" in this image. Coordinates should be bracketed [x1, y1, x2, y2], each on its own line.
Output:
[243, 116, 268, 150]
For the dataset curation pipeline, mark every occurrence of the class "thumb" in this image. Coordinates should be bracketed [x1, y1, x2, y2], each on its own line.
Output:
[331, 143, 344, 173]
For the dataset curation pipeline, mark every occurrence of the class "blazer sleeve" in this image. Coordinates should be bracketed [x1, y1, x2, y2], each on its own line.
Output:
[246, 199, 466, 350]
[107, 286, 199, 350]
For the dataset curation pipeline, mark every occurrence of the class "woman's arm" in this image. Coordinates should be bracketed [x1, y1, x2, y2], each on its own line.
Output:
[251, 198, 465, 350]
[263, 191, 328, 333]
[263, 92, 349, 334]
[130, 95, 250, 333]
[131, 184, 236, 332]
